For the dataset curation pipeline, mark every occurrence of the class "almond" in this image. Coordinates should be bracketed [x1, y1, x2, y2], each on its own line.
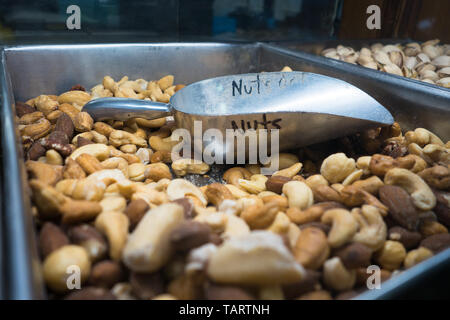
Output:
[170, 221, 211, 252]
[379, 185, 419, 231]
[266, 175, 291, 194]
[39, 222, 69, 258]
[54, 113, 74, 139]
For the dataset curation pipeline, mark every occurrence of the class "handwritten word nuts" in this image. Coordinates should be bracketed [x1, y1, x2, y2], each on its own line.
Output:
[266, 175, 291, 194]
[172, 158, 210, 176]
[379, 185, 419, 230]
[167, 179, 207, 206]
[293, 227, 330, 270]
[39, 222, 70, 258]
[95, 211, 129, 261]
[322, 257, 356, 292]
[43, 245, 91, 293]
[123, 203, 185, 272]
[388, 227, 422, 250]
[124, 199, 149, 230]
[89, 260, 123, 288]
[205, 183, 234, 206]
[334, 242, 372, 269]
[144, 163, 172, 182]
[282, 181, 314, 210]
[74, 112, 94, 132]
[223, 167, 252, 187]
[321, 209, 358, 248]
[170, 221, 211, 252]
[68, 143, 110, 162]
[207, 231, 305, 285]
[320, 153, 356, 183]
[385, 168, 436, 211]
[404, 247, 433, 269]
[68, 224, 108, 262]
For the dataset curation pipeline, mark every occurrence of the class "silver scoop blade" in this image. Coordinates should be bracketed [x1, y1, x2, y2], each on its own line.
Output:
[83, 71, 393, 151]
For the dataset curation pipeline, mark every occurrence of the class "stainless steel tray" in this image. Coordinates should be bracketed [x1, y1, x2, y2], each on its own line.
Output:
[264, 41, 450, 141]
[1, 42, 449, 300]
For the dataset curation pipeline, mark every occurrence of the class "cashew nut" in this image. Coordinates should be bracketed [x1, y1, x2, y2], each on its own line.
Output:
[323, 257, 356, 291]
[351, 205, 387, 251]
[384, 168, 436, 210]
[272, 162, 303, 178]
[320, 153, 356, 183]
[68, 143, 110, 162]
[95, 211, 129, 261]
[321, 208, 358, 248]
[223, 167, 252, 188]
[238, 174, 268, 194]
[282, 181, 314, 210]
[166, 179, 207, 206]
[172, 158, 210, 176]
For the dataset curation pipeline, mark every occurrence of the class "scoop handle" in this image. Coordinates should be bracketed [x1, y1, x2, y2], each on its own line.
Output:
[82, 97, 172, 121]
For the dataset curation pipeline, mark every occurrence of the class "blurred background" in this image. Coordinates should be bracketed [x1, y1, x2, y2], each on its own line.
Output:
[0, 0, 449, 45]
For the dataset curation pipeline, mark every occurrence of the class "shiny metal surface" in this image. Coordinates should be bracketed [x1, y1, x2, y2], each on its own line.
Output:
[1, 42, 449, 300]
[84, 71, 393, 152]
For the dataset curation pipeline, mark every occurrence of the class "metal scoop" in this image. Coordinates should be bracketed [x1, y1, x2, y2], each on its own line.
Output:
[83, 72, 393, 152]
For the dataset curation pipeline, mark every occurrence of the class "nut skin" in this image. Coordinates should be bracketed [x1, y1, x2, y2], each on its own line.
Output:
[266, 175, 292, 194]
[89, 260, 124, 288]
[64, 287, 116, 300]
[39, 222, 70, 258]
[379, 185, 419, 231]
[130, 272, 165, 300]
[15, 101, 35, 117]
[54, 113, 74, 140]
[170, 221, 212, 252]
[205, 284, 255, 300]
[68, 224, 108, 262]
[124, 199, 149, 230]
[388, 227, 422, 250]
[27, 141, 46, 160]
[420, 233, 450, 253]
[294, 227, 330, 270]
[333, 242, 372, 269]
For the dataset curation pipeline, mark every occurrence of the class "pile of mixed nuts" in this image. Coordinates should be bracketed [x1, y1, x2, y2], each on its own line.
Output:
[16, 70, 450, 300]
[321, 39, 450, 87]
